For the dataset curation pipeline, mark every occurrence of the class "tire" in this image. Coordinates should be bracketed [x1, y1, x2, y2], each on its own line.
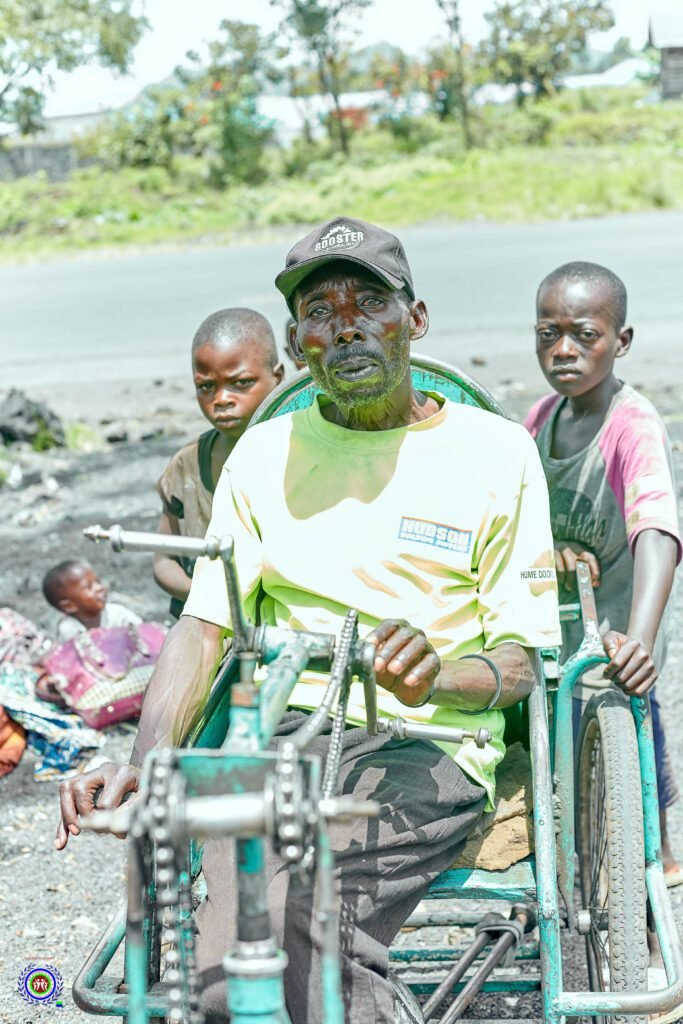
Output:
[389, 973, 424, 1023]
[576, 690, 648, 1024]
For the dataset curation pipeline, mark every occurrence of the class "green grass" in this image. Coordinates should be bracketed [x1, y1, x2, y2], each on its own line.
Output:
[64, 422, 105, 451]
[2, 139, 683, 261]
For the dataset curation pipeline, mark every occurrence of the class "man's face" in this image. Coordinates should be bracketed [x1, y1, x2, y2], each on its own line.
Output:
[535, 279, 630, 398]
[193, 340, 283, 439]
[293, 266, 418, 408]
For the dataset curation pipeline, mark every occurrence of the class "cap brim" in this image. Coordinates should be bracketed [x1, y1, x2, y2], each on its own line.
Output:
[275, 253, 407, 313]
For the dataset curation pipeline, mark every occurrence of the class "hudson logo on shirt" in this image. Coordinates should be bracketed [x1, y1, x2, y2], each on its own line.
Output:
[399, 516, 472, 554]
[314, 223, 364, 253]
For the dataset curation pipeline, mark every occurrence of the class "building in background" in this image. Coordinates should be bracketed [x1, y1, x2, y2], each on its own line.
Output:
[649, 12, 683, 99]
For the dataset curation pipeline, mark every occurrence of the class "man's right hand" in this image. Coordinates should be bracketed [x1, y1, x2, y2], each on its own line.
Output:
[554, 541, 601, 591]
[55, 762, 140, 850]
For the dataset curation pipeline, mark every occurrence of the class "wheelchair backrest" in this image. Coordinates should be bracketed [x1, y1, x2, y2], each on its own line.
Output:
[251, 353, 505, 424]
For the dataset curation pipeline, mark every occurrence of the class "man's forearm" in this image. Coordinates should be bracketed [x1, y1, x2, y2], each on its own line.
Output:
[430, 643, 536, 711]
[130, 616, 226, 767]
[627, 530, 677, 653]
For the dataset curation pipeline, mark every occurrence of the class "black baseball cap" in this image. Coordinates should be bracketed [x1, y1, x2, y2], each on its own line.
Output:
[275, 216, 415, 314]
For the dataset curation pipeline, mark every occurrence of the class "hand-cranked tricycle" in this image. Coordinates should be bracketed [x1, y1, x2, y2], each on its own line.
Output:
[71, 357, 683, 1024]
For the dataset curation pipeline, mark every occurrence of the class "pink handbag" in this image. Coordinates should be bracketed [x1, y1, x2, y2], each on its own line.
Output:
[39, 623, 167, 729]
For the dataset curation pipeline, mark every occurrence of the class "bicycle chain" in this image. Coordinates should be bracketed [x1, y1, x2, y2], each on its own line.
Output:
[321, 609, 358, 800]
[146, 751, 204, 1024]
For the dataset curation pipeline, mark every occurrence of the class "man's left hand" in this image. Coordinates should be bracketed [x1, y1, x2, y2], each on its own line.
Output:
[603, 630, 658, 695]
[366, 619, 441, 707]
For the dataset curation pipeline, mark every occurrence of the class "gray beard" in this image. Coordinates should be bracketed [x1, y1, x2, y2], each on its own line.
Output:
[310, 354, 407, 409]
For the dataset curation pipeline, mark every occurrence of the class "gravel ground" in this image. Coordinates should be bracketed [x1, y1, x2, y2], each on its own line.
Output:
[1, 380, 681, 1024]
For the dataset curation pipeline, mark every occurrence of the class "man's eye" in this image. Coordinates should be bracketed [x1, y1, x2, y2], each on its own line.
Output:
[197, 382, 214, 392]
[361, 296, 383, 307]
[579, 331, 598, 342]
[235, 379, 255, 388]
[537, 330, 556, 343]
[307, 305, 328, 318]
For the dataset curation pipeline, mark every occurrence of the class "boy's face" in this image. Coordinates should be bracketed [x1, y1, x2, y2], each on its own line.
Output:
[59, 565, 107, 619]
[535, 278, 632, 398]
[192, 340, 284, 438]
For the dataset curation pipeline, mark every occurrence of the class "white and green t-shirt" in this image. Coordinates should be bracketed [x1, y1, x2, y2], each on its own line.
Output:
[183, 394, 561, 805]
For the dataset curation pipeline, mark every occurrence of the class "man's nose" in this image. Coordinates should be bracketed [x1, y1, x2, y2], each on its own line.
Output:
[333, 320, 365, 345]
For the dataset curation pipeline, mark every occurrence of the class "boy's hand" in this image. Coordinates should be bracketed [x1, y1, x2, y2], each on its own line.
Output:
[367, 618, 440, 707]
[603, 630, 658, 695]
[56, 761, 140, 850]
[554, 542, 601, 591]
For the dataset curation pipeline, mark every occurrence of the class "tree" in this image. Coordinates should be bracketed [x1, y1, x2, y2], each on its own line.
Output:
[180, 20, 282, 186]
[479, 0, 615, 103]
[85, 20, 280, 186]
[433, 0, 473, 148]
[0, 0, 148, 133]
[270, 0, 372, 157]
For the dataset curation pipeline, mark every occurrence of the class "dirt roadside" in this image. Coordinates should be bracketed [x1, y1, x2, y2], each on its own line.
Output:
[0, 375, 681, 1023]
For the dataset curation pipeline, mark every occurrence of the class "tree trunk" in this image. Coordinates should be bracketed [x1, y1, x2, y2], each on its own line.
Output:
[451, 29, 472, 150]
[317, 51, 349, 157]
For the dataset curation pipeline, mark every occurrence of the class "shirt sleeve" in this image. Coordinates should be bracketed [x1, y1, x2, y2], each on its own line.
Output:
[181, 450, 264, 632]
[156, 451, 185, 520]
[604, 405, 682, 563]
[523, 394, 558, 439]
[477, 426, 562, 650]
[56, 617, 83, 644]
[105, 603, 143, 628]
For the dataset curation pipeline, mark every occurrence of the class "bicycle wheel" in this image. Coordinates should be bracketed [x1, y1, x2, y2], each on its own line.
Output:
[576, 690, 648, 1024]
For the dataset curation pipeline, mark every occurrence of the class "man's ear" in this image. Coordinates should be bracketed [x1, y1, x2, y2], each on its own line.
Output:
[58, 598, 77, 616]
[288, 321, 304, 361]
[273, 360, 285, 385]
[409, 300, 429, 342]
[616, 325, 633, 358]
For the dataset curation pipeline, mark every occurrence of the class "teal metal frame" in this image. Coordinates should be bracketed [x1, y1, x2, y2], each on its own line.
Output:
[72, 359, 683, 1023]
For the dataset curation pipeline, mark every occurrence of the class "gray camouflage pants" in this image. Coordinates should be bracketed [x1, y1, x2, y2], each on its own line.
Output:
[195, 710, 486, 1023]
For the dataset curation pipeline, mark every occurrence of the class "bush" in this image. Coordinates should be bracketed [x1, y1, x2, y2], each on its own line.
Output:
[377, 112, 444, 153]
[279, 136, 333, 178]
[77, 90, 197, 173]
[205, 93, 274, 188]
[549, 103, 683, 147]
[475, 102, 558, 147]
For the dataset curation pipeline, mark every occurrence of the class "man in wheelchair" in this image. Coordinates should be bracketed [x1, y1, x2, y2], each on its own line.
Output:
[56, 217, 561, 1023]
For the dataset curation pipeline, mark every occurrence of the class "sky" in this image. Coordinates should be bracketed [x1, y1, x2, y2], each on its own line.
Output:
[43, 0, 678, 118]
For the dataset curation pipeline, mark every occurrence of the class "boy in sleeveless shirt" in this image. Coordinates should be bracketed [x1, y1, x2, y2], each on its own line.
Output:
[154, 308, 283, 616]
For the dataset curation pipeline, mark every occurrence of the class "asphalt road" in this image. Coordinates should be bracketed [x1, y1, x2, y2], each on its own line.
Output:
[2, 211, 683, 393]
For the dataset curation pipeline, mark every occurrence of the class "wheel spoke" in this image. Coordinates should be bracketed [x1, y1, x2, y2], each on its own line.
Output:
[577, 696, 649, 1023]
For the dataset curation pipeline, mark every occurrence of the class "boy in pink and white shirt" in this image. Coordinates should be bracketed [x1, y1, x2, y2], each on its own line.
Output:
[525, 261, 681, 884]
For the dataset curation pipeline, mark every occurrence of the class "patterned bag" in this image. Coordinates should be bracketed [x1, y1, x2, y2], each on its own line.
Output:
[39, 623, 167, 729]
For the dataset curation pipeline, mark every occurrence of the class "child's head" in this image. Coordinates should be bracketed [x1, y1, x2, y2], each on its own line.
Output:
[42, 560, 107, 623]
[535, 261, 633, 398]
[191, 308, 284, 441]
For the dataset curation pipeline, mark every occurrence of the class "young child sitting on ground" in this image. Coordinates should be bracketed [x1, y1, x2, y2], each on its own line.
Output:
[524, 261, 682, 886]
[154, 307, 283, 616]
[43, 559, 141, 644]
